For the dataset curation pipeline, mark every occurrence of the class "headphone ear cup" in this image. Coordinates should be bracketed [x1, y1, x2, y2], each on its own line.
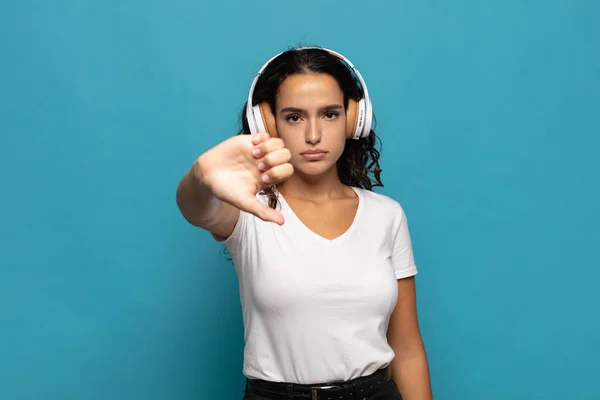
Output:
[346, 99, 358, 139]
[258, 102, 278, 137]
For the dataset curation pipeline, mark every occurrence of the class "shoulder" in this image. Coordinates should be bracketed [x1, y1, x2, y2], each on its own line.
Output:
[354, 188, 414, 252]
[355, 187, 407, 219]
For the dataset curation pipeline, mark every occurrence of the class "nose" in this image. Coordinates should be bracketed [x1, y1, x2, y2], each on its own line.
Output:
[305, 118, 321, 144]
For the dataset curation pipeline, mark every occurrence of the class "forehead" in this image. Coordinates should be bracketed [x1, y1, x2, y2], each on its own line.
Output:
[276, 73, 343, 107]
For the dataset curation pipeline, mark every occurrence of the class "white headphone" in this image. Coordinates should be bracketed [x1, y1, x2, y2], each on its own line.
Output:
[245, 47, 373, 140]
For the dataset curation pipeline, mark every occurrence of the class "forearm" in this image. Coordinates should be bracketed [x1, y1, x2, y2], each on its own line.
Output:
[176, 162, 238, 236]
[177, 165, 220, 225]
[390, 345, 432, 400]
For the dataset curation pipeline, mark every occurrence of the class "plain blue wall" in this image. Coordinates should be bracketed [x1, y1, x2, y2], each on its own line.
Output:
[1, 1, 598, 399]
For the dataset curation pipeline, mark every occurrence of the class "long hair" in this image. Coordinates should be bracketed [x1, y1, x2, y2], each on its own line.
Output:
[238, 46, 383, 208]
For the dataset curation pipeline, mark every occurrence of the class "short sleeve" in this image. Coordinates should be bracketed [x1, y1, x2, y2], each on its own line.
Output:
[212, 209, 250, 257]
[391, 208, 418, 279]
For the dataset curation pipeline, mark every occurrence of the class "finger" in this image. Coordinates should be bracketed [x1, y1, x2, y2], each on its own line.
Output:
[258, 148, 292, 171]
[260, 163, 294, 185]
[251, 137, 285, 159]
[251, 132, 270, 146]
[239, 196, 285, 225]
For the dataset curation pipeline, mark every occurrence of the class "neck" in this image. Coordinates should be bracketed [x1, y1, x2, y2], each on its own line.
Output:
[278, 166, 350, 202]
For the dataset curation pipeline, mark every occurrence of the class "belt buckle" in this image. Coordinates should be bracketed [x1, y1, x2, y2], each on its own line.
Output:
[311, 385, 337, 400]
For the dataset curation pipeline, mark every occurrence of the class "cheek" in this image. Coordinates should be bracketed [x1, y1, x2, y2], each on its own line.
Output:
[279, 131, 304, 151]
[275, 122, 301, 143]
[330, 116, 348, 141]
[327, 125, 348, 149]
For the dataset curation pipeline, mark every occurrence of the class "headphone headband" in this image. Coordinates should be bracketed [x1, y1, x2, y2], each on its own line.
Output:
[246, 47, 372, 140]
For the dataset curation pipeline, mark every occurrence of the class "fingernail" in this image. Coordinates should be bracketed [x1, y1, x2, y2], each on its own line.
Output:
[252, 148, 262, 157]
[252, 134, 261, 144]
[261, 174, 270, 183]
[258, 162, 266, 171]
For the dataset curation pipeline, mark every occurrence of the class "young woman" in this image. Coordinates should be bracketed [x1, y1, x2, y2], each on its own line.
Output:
[176, 46, 432, 400]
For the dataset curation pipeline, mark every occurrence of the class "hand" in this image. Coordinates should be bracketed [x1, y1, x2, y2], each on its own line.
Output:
[194, 132, 294, 225]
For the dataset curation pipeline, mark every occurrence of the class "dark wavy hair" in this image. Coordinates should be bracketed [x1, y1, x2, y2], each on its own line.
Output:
[237, 46, 383, 208]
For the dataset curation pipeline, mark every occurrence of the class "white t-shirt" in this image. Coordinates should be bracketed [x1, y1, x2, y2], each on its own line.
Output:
[221, 186, 418, 384]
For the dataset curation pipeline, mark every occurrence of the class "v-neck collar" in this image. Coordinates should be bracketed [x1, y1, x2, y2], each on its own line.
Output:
[276, 187, 363, 245]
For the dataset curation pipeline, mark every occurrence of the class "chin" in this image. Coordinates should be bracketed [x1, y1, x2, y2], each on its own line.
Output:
[293, 162, 337, 177]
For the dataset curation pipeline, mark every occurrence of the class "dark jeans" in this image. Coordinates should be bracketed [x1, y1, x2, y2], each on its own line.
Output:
[243, 378, 403, 400]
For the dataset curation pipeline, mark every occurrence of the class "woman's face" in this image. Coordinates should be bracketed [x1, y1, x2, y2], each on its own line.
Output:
[274, 73, 347, 178]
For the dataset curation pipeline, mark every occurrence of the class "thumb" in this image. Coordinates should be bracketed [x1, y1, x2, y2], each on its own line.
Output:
[239, 196, 285, 225]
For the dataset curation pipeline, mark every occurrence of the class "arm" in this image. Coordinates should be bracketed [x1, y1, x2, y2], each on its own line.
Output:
[387, 277, 432, 400]
[175, 159, 239, 239]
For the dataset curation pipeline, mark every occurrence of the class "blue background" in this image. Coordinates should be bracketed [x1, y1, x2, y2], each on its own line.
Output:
[1, 1, 598, 399]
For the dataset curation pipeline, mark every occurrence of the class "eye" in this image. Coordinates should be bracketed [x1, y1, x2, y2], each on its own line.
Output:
[324, 111, 339, 120]
[285, 115, 301, 123]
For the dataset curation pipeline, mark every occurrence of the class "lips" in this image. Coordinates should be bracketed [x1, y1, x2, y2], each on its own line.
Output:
[300, 149, 328, 161]
[301, 149, 327, 155]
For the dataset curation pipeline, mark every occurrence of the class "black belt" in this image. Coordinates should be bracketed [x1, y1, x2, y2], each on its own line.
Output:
[246, 366, 391, 400]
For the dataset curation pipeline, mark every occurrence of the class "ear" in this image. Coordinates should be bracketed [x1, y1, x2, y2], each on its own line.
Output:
[346, 99, 358, 139]
[258, 102, 278, 137]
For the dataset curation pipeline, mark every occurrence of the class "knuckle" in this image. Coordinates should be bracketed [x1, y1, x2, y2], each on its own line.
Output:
[262, 153, 274, 165]
[265, 139, 278, 151]
[273, 148, 287, 161]
[272, 164, 293, 180]
[258, 141, 269, 152]
[265, 149, 286, 166]
[268, 169, 281, 181]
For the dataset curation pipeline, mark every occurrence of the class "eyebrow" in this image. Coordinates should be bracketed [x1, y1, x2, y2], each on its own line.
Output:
[279, 104, 343, 114]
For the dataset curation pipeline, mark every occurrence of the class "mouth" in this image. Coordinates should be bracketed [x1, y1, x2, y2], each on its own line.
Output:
[300, 149, 328, 161]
